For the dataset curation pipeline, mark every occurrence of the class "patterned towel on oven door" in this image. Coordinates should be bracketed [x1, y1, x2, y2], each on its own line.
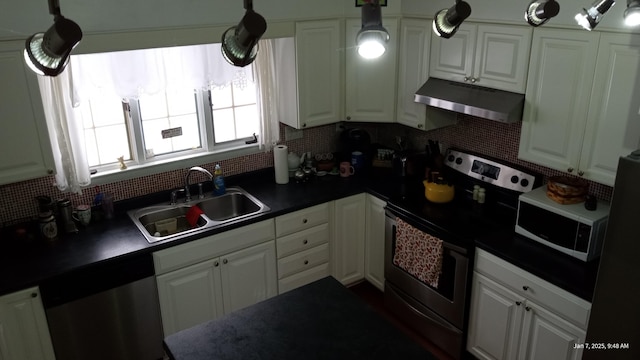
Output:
[393, 217, 444, 288]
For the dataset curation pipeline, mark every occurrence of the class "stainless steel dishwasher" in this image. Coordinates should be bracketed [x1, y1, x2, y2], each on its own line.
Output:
[40, 253, 165, 360]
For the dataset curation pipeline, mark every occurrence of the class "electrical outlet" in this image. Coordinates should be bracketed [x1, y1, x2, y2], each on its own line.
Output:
[284, 126, 303, 141]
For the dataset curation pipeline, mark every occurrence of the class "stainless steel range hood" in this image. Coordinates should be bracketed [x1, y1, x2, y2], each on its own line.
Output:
[414, 78, 525, 123]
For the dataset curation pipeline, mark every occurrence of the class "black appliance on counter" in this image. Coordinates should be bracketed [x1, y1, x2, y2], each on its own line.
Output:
[338, 128, 371, 172]
[384, 148, 542, 360]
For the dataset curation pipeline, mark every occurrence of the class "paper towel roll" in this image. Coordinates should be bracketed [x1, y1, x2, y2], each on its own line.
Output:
[274, 145, 289, 184]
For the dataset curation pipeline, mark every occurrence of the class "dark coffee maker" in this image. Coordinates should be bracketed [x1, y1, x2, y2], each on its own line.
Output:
[339, 128, 371, 174]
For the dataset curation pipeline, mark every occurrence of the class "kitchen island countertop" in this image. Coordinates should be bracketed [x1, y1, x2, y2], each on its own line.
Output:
[164, 276, 437, 360]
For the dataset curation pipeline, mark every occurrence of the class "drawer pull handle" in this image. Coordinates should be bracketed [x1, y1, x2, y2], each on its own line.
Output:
[515, 301, 521, 306]
[522, 286, 529, 291]
[303, 239, 308, 245]
[302, 218, 308, 224]
[304, 260, 309, 265]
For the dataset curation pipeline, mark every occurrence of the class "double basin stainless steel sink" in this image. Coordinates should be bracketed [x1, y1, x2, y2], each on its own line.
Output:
[128, 187, 270, 243]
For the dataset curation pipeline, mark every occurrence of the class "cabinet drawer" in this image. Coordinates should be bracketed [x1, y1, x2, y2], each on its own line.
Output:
[275, 203, 329, 237]
[154, 220, 275, 275]
[276, 223, 329, 259]
[278, 263, 330, 294]
[277, 243, 330, 279]
[475, 249, 591, 329]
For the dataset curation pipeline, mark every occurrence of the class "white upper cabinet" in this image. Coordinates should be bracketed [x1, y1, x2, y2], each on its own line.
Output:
[345, 17, 399, 123]
[284, 20, 343, 129]
[430, 23, 532, 93]
[579, 33, 640, 186]
[0, 42, 54, 185]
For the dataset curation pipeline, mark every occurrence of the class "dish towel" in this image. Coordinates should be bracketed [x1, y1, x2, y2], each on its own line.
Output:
[393, 217, 444, 288]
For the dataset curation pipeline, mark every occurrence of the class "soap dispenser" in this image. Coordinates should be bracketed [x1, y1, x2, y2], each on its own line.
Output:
[213, 164, 226, 195]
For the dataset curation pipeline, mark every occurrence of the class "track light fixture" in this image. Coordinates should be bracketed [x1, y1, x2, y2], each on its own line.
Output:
[624, 0, 640, 25]
[356, 0, 389, 59]
[575, 0, 616, 30]
[24, 0, 82, 77]
[525, 0, 560, 26]
[433, 0, 472, 39]
[221, 0, 267, 67]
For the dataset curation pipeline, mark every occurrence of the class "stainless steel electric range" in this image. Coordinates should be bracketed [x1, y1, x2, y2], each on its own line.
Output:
[384, 148, 542, 360]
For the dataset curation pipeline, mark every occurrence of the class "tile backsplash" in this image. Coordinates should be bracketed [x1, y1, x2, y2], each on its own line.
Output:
[0, 116, 613, 227]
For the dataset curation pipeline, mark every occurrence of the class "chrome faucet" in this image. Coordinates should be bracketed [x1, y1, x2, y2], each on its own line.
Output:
[184, 166, 213, 202]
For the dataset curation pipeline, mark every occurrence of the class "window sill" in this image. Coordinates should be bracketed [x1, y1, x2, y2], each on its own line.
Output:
[89, 144, 262, 187]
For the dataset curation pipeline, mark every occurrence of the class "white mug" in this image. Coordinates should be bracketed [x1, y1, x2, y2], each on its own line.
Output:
[73, 204, 91, 226]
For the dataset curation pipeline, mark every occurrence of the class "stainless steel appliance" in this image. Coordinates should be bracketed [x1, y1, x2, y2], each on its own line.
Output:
[40, 254, 165, 360]
[585, 150, 640, 360]
[384, 148, 541, 360]
[516, 186, 610, 261]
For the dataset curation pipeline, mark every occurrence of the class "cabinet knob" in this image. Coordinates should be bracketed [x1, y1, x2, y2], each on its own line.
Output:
[47, 169, 54, 175]
[567, 167, 574, 173]
[515, 301, 521, 306]
[303, 123, 307, 128]
[346, 116, 352, 121]
[470, 77, 477, 83]
[31, 292, 38, 298]
[578, 170, 584, 176]
[304, 260, 309, 265]
[303, 239, 308, 245]
[302, 218, 308, 224]
[522, 285, 529, 291]
[525, 306, 531, 312]
[223, 259, 228, 265]
[214, 261, 220, 267]
[464, 76, 471, 82]
[417, 124, 423, 129]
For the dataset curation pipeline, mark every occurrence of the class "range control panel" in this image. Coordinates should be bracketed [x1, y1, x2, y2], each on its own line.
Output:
[444, 149, 537, 193]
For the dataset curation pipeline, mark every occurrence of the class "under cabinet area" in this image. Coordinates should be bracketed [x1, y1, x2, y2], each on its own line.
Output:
[430, 23, 532, 93]
[0, 287, 56, 360]
[275, 202, 331, 293]
[467, 249, 590, 360]
[154, 220, 277, 336]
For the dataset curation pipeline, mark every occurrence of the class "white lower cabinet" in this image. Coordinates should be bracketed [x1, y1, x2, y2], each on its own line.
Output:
[332, 193, 366, 286]
[154, 220, 277, 336]
[364, 194, 386, 291]
[0, 287, 56, 360]
[275, 203, 331, 294]
[467, 249, 589, 360]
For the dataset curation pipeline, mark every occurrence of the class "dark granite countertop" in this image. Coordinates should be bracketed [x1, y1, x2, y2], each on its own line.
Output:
[164, 276, 437, 360]
[0, 168, 599, 302]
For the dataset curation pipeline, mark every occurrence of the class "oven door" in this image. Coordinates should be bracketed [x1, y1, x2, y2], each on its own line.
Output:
[384, 210, 469, 329]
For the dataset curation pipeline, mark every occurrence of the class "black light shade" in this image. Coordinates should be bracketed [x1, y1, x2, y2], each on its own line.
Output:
[221, 6, 267, 67]
[525, 0, 560, 26]
[356, 1, 389, 59]
[24, 15, 82, 77]
[575, 0, 616, 30]
[433, 1, 472, 39]
[624, 0, 640, 26]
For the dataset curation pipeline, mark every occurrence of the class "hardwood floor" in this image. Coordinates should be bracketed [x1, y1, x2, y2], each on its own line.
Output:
[349, 281, 456, 360]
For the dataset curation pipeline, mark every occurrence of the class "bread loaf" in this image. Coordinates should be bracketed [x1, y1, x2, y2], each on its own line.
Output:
[546, 176, 588, 204]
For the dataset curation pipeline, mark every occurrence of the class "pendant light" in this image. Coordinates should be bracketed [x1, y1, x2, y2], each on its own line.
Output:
[356, 0, 390, 59]
[624, 0, 640, 26]
[525, 0, 560, 26]
[433, 1, 472, 39]
[24, 0, 82, 77]
[221, 0, 267, 67]
[575, 0, 616, 30]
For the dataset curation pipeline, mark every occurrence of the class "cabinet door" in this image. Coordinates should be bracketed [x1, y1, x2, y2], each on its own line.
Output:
[364, 194, 386, 291]
[0, 287, 55, 360]
[396, 18, 430, 129]
[518, 301, 586, 360]
[332, 193, 366, 285]
[473, 25, 532, 93]
[518, 29, 599, 174]
[156, 259, 224, 335]
[429, 23, 475, 82]
[467, 273, 524, 360]
[0, 42, 53, 185]
[345, 18, 398, 123]
[293, 20, 343, 129]
[580, 33, 640, 186]
[220, 241, 277, 314]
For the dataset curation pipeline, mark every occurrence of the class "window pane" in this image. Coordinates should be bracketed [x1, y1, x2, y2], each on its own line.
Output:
[84, 129, 100, 167]
[170, 114, 201, 151]
[94, 125, 131, 165]
[139, 93, 168, 119]
[211, 86, 233, 109]
[234, 105, 259, 139]
[212, 108, 236, 143]
[89, 96, 125, 127]
[233, 82, 257, 106]
[142, 118, 172, 156]
[167, 90, 197, 116]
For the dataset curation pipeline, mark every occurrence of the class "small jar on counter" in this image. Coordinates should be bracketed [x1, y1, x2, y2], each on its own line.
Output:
[478, 188, 486, 204]
[472, 185, 480, 201]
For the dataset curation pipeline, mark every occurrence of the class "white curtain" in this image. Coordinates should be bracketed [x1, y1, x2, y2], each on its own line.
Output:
[254, 39, 281, 151]
[37, 64, 91, 194]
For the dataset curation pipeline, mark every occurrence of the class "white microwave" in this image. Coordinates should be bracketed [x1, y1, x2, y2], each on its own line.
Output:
[515, 186, 610, 262]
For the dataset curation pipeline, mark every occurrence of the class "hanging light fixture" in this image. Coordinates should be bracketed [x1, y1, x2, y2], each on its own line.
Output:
[356, 0, 389, 59]
[433, 0, 472, 39]
[624, 0, 640, 25]
[24, 0, 82, 77]
[525, 0, 560, 26]
[575, 0, 616, 30]
[221, 0, 267, 67]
